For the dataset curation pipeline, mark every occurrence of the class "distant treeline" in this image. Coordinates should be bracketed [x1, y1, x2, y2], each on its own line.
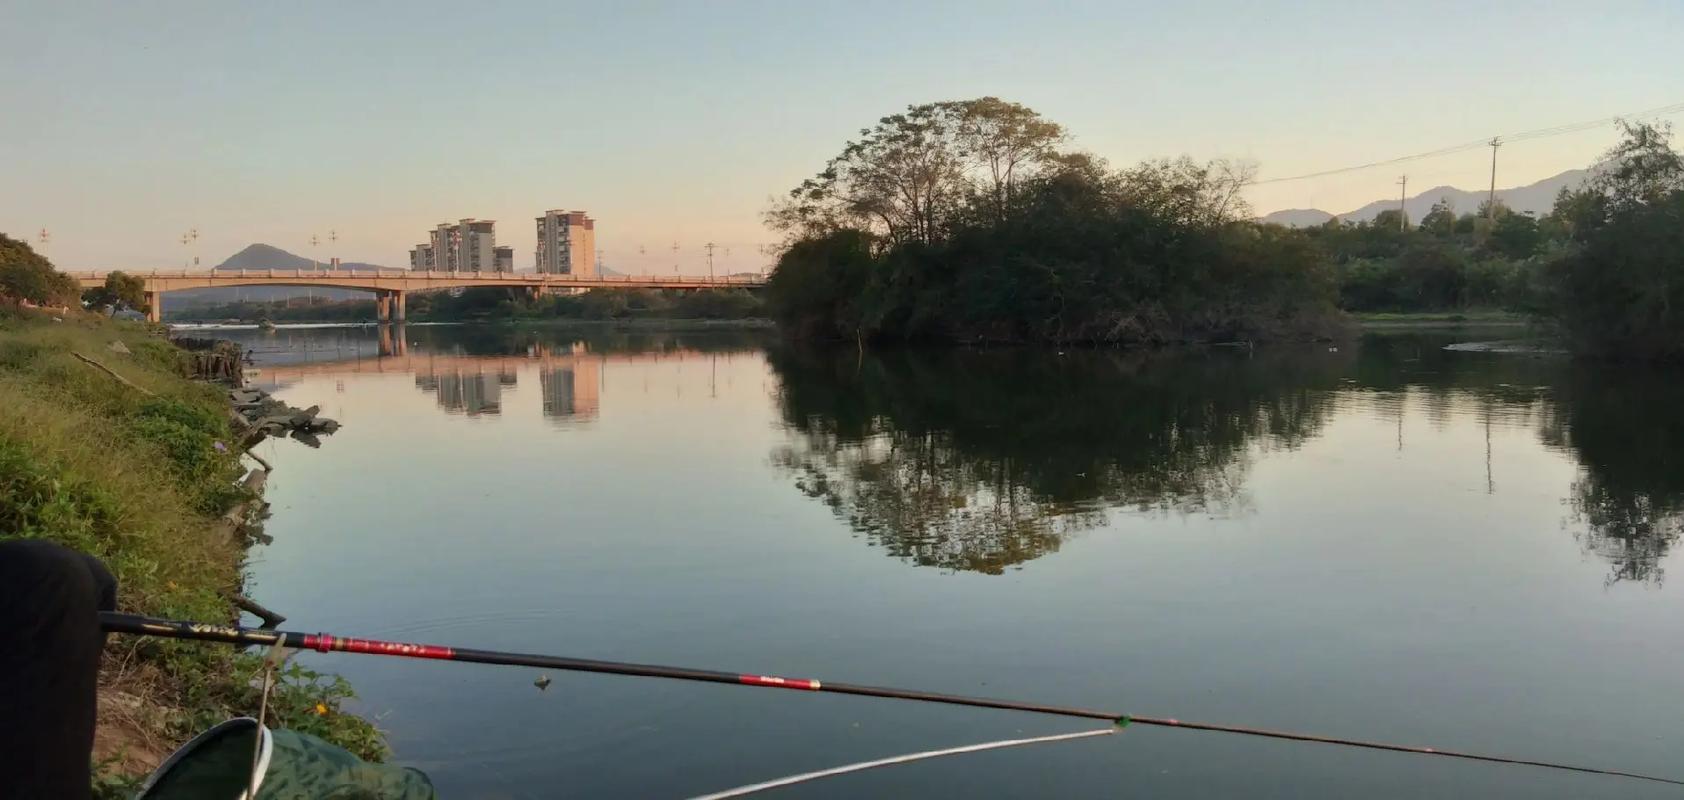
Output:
[1317, 119, 1684, 358]
[763, 98, 1684, 360]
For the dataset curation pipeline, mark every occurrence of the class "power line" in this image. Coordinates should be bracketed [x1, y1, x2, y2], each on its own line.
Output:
[1248, 100, 1684, 186]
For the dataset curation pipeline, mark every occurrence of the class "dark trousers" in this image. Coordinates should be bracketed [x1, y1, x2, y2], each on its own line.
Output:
[0, 540, 116, 800]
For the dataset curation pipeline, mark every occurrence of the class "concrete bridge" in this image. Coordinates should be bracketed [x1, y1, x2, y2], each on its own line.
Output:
[67, 269, 767, 322]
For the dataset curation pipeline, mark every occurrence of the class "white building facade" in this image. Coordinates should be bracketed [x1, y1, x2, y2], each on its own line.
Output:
[534, 210, 595, 276]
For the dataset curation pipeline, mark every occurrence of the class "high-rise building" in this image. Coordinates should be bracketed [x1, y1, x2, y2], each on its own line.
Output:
[422, 219, 497, 272]
[534, 210, 595, 276]
[409, 243, 434, 271]
[493, 246, 514, 273]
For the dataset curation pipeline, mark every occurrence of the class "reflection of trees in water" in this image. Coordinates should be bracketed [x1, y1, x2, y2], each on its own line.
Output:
[769, 346, 1346, 574]
[1538, 368, 1684, 585]
[404, 325, 771, 358]
[1356, 334, 1683, 585]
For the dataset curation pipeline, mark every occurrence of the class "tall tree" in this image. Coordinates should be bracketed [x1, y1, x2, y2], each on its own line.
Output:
[944, 97, 1066, 221]
[1418, 197, 1457, 236]
[769, 98, 1066, 246]
[1543, 121, 1684, 359]
[83, 270, 149, 312]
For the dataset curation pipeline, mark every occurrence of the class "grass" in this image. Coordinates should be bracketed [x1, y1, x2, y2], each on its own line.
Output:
[0, 307, 383, 790]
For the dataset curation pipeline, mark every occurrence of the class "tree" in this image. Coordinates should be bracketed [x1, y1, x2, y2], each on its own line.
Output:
[1115, 156, 1256, 227]
[82, 270, 149, 312]
[0, 233, 79, 306]
[1371, 209, 1408, 231]
[1418, 197, 1457, 236]
[946, 97, 1066, 221]
[1541, 121, 1684, 359]
[1591, 119, 1684, 213]
[1485, 212, 1542, 260]
[769, 98, 1066, 246]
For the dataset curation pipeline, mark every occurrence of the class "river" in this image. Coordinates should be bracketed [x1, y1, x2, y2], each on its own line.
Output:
[209, 323, 1682, 799]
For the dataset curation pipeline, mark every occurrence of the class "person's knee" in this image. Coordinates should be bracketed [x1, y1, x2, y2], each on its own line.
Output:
[0, 540, 115, 644]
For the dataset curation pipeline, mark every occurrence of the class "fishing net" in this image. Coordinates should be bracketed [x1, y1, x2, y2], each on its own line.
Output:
[138, 718, 435, 800]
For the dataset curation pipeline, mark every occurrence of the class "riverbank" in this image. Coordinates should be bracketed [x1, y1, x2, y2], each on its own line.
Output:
[0, 308, 379, 794]
[1353, 310, 1530, 329]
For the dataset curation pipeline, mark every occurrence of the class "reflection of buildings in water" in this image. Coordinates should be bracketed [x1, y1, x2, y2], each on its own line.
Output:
[265, 338, 745, 427]
[540, 357, 601, 421]
[416, 369, 509, 416]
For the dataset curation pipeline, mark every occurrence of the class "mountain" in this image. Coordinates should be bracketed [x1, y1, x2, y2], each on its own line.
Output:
[215, 243, 387, 271]
[1259, 168, 1591, 227]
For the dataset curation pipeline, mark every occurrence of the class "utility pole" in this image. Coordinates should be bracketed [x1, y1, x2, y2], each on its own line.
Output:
[596, 248, 604, 274]
[328, 229, 338, 269]
[188, 228, 199, 269]
[36, 228, 49, 257]
[671, 241, 679, 274]
[1396, 175, 1408, 231]
[704, 242, 717, 281]
[308, 234, 320, 306]
[1486, 137, 1502, 220]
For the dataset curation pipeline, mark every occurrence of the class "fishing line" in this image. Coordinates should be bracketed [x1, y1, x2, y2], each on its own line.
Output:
[687, 728, 1116, 799]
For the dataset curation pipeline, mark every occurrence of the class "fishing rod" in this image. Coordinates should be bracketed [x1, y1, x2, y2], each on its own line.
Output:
[101, 612, 1683, 788]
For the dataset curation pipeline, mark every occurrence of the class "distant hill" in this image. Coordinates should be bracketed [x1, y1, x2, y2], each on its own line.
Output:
[1258, 209, 1335, 228]
[215, 243, 386, 271]
[1259, 168, 1592, 227]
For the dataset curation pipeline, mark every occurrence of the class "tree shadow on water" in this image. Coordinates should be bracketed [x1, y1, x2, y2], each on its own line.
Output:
[767, 345, 1348, 574]
[1539, 367, 1684, 586]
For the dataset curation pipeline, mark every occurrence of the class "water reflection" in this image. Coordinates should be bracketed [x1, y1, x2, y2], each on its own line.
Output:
[769, 335, 1684, 584]
[1540, 369, 1684, 584]
[239, 325, 763, 427]
[539, 363, 600, 421]
[769, 346, 1348, 574]
[414, 367, 512, 416]
[219, 323, 1684, 585]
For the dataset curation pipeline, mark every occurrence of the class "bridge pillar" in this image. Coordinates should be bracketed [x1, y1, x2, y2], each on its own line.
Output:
[392, 291, 407, 322]
[376, 292, 391, 322]
[145, 292, 161, 323]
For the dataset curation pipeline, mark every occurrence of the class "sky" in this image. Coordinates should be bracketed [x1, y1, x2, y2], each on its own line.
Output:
[3, 0, 1682, 273]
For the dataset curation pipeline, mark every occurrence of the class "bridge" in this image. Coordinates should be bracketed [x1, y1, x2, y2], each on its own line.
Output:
[66, 269, 767, 322]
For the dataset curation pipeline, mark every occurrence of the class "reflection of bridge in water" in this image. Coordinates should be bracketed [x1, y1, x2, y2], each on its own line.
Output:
[252, 331, 740, 425]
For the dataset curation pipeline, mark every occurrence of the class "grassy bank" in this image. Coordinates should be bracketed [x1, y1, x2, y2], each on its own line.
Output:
[0, 307, 380, 793]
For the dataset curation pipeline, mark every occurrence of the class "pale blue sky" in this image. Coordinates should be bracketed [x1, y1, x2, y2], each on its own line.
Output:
[3, 0, 1680, 272]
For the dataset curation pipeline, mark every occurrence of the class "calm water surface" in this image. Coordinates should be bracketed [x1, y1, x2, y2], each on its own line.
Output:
[219, 323, 1683, 798]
